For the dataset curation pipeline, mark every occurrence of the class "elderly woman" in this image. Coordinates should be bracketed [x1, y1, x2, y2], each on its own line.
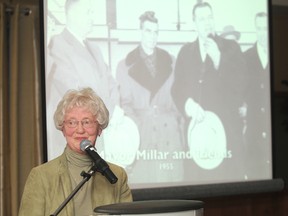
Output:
[19, 87, 133, 216]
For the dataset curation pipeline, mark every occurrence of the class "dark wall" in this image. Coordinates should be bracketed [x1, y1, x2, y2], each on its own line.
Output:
[271, 5, 288, 187]
[272, 6, 288, 92]
[202, 190, 288, 216]
[273, 94, 288, 187]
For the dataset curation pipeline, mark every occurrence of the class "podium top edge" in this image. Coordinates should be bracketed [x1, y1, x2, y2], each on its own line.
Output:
[94, 200, 204, 214]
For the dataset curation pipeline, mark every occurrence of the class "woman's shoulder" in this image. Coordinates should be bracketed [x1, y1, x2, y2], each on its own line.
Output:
[31, 154, 66, 176]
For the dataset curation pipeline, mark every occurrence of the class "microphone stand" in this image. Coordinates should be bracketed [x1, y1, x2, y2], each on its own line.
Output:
[50, 165, 97, 216]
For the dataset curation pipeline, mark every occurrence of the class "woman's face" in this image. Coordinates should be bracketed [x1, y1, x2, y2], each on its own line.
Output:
[62, 106, 101, 154]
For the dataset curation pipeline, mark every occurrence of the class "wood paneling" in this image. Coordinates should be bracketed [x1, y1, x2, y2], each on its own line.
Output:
[202, 189, 288, 216]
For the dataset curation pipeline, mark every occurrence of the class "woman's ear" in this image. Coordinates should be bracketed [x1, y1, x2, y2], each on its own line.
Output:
[62, 128, 66, 137]
[98, 128, 102, 137]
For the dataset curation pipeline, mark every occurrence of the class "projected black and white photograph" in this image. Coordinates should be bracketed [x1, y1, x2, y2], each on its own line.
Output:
[45, 0, 272, 189]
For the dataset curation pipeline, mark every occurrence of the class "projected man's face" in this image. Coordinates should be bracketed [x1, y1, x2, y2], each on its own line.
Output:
[255, 16, 268, 49]
[141, 21, 159, 52]
[66, 0, 96, 39]
[194, 6, 215, 39]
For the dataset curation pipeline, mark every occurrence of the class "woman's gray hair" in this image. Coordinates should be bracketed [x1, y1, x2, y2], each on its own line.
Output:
[54, 87, 109, 130]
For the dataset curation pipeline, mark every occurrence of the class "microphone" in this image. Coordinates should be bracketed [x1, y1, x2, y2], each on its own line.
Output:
[80, 140, 118, 184]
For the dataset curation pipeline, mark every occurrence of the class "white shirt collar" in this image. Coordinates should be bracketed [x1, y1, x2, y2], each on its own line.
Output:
[257, 42, 268, 69]
[198, 37, 207, 62]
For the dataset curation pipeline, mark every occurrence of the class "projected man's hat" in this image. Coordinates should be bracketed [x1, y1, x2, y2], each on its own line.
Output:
[220, 25, 240, 41]
[187, 111, 227, 170]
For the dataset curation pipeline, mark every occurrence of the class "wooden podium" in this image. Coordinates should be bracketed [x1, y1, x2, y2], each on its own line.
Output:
[94, 200, 204, 215]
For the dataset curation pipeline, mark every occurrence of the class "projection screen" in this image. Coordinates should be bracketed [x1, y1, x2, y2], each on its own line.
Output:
[44, 0, 273, 191]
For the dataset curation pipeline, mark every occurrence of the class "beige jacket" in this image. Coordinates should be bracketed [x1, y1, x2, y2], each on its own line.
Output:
[18, 152, 133, 216]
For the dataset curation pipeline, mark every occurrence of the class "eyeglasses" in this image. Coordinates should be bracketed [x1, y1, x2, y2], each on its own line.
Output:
[63, 119, 97, 129]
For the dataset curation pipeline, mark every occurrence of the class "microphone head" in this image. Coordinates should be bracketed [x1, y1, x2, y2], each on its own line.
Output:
[80, 139, 92, 151]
